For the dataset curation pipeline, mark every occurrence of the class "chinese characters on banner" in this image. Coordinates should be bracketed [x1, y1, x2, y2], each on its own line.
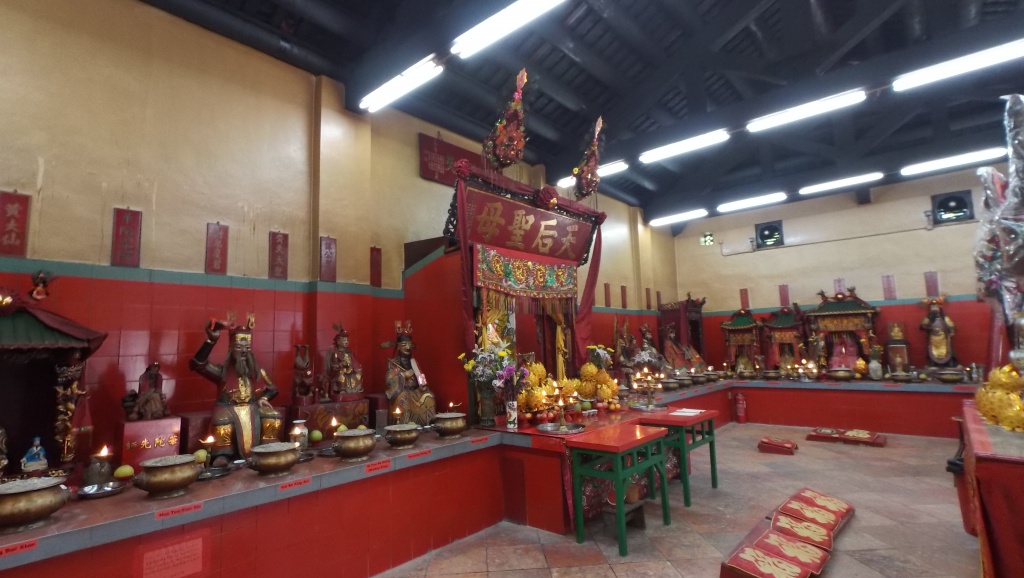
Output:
[0, 192, 30, 258]
[268, 232, 288, 280]
[418, 133, 485, 187]
[463, 187, 593, 262]
[205, 223, 229, 275]
[111, 208, 142, 267]
[320, 236, 337, 282]
[118, 417, 183, 470]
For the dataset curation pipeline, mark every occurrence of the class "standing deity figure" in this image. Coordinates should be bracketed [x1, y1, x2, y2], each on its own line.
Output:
[123, 362, 170, 421]
[0, 425, 8, 475]
[190, 316, 282, 464]
[920, 297, 957, 367]
[325, 322, 363, 395]
[292, 345, 316, 399]
[662, 323, 707, 373]
[384, 321, 436, 426]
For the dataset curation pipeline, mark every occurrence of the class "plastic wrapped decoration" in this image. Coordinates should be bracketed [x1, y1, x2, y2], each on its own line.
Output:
[483, 69, 528, 172]
[983, 95, 1024, 330]
[976, 167, 1018, 320]
[573, 117, 603, 200]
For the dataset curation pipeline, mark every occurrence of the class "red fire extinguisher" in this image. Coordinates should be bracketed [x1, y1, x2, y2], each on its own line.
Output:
[735, 392, 747, 424]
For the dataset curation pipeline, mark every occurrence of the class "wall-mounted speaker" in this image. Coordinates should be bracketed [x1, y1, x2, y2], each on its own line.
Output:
[931, 190, 974, 225]
[755, 220, 784, 249]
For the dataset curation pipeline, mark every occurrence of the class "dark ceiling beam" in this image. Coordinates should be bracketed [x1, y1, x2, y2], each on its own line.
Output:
[747, 16, 781, 61]
[813, 0, 910, 75]
[924, 0, 961, 38]
[596, 182, 643, 206]
[959, 0, 984, 27]
[644, 127, 1005, 220]
[267, 0, 373, 47]
[613, 169, 660, 192]
[764, 135, 841, 161]
[531, 16, 631, 94]
[903, 0, 927, 43]
[591, 10, 1024, 178]
[703, 52, 788, 85]
[580, 0, 665, 63]
[141, 0, 340, 78]
[441, 69, 566, 145]
[484, 49, 589, 113]
[779, 0, 814, 57]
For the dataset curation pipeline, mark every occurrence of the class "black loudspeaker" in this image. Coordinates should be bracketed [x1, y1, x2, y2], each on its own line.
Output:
[931, 190, 974, 225]
[755, 220, 784, 249]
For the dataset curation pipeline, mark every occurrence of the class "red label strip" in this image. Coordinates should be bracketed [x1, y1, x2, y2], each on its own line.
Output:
[471, 436, 489, 445]
[155, 502, 203, 520]
[278, 477, 311, 491]
[953, 386, 976, 392]
[0, 540, 38, 558]
[883, 383, 901, 388]
[407, 449, 432, 460]
[365, 459, 391, 474]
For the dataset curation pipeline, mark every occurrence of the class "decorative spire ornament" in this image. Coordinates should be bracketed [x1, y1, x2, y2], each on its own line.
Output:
[483, 69, 528, 172]
[573, 117, 603, 200]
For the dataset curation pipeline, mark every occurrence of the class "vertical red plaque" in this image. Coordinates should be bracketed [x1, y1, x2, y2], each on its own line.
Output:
[603, 283, 611, 308]
[882, 274, 897, 300]
[268, 232, 288, 280]
[834, 278, 846, 294]
[320, 236, 337, 282]
[111, 208, 142, 267]
[0, 192, 30, 258]
[370, 246, 382, 288]
[205, 223, 229, 275]
[645, 288, 652, 310]
[620, 285, 628, 309]
[656, 291, 662, 309]
[739, 288, 750, 310]
[778, 284, 790, 307]
[924, 271, 939, 297]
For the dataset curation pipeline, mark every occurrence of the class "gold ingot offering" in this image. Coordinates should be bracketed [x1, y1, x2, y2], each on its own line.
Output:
[0, 477, 70, 534]
[384, 424, 420, 449]
[433, 412, 467, 439]
[247, 442, 300, 477]
[333, 429, 377, 462]
[133, 455, 200, 499]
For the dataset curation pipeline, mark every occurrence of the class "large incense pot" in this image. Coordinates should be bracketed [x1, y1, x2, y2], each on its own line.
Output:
[433, 412, 467, 439]
[0, 477, 70, 533]
[133, 455, 199, 499]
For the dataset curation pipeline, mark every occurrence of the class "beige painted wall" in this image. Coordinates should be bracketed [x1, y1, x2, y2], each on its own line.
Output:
[675, 167, 994, 312]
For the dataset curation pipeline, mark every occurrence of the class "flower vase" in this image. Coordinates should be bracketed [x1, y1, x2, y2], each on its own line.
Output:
[477, 381, 496, 427]
[506, 401, 518, 429]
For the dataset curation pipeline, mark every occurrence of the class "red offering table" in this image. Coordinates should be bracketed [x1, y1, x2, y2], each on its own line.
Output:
[962, 400, 1024, 578]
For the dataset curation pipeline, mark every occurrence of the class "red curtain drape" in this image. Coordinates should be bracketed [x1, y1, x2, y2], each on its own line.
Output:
[572, 228, 602, 369]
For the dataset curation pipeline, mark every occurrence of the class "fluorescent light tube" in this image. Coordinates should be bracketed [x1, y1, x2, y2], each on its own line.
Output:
[597, 160, 628, 176]
[899, 147, 1007, 176]
[452, 0, 568, 59]
[717, 192, 788, 213]
[359, 55, 443, 113]
[746, 90, 866, 133]
[649, 209, 709, 227]
[639, 129, 730, 163]
[799, 172, 884, 195]
[893, 38, 1024, 92]
[556, 176, 576, 188]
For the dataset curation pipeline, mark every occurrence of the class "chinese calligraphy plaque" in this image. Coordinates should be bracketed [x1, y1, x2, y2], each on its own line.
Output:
[205, 223, 229, 275]
[111, 208, 142, 267]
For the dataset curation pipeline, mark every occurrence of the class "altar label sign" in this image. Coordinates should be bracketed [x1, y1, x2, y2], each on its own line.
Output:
[365, 459, 391, 474]
[268, 231, 288, 280]
[407, 449, 432, 460]
[279, 477, 311, 491]
[111, 208, 142, 267]
[471, 436, 489, 445]
[155, 502, 203, 520]
[205, 223, 229, 275]
[0, 191, 30, 257]
[0, 540, 37, 558]
[419, 133, 484, 187]
[464, 186, 593, 262]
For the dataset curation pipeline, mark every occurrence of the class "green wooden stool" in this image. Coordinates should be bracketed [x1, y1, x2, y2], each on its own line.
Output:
[639, 409, 719, 507]
[567, 424, 671, 556]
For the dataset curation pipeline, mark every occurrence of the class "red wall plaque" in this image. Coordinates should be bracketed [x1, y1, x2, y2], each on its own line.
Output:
[656, 290, 662, 309]
[205, 223, 228, 275]
[370, 246, 382, 288]
[834, 277, 846, 294]
[882, 274, 897, 300]
[740, 288, 750, 310]
[320, 236, 337, 282]
[779, 284, 790, 307]
[604, 283, 611, 307]
[645, 287, 652, 310]
[621, 285, 628, 309]
[268, 231, 288, 280]
[0, 191, 30, 258]
[111, 208, 142, 267]
[419, 133, 485, 187]
[924, 271, 939, 297]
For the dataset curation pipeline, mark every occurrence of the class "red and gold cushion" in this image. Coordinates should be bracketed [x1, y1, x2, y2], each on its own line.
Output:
[753, 530, 830, 575]
[777, 499, 841, 531]
[839, 429, 878, 443]
[770, 513, 834, 551]
[722, 546, 812, 578]
[791, 488, 854, 522]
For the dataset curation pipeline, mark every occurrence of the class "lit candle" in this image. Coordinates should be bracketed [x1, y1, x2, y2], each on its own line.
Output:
[449, 402, 454, 412]
[97, 445, 110, 457]
[394, 407, 402, 425]
[290, 426, 302, 444]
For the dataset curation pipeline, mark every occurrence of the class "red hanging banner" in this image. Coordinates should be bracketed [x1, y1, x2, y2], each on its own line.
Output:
[268, 232, 288, 280]
[0, 192, 30, 258]
[205, 223, 229, 275]
[111, 208, 142, 268]
[320, 236, 337, 282]
[419, 133, 485, 187]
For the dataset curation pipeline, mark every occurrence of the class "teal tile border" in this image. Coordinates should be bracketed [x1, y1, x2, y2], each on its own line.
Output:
[403, 246, 446, 280]
[704, 293, 977, 317]
[593, 306, 661, 317]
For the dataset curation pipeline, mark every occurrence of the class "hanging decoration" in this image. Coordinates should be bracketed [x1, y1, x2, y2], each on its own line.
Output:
[573, 117, 603, 200]
[475, 245, 577, 302]
[483, 69, 528, 172]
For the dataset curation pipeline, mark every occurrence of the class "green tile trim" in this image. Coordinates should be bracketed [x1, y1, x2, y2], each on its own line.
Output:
[705, 293, 977, 317]
[403, 246, 446, 280]
[593, 306, 661, 317]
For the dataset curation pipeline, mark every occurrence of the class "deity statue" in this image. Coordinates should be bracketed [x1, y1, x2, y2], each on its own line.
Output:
[324, 322, 363, 395]
[634, 324, 669, 371]
[122, 362, 170, 421]
[0, 425, 7, 475]
[292, 345, 316, 399]
[384, 321, 436, 426]
[21, 436, 47, 473]
[828, 333, 859, 369]
[190, 316, 282, 464]
[55, 350, 87, 463]
[920, 297, 957, 367]
[661, 323, 707, 373]
[613, 316, 638, 369]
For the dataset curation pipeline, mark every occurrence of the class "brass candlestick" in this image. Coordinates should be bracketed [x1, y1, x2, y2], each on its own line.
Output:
[200, 436, 215, 470]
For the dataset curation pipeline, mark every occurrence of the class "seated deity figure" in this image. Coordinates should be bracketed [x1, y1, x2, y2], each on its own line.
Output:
[21, 436, 48, 473]
[828, 333, 859, 369]
[662, 323, 707, 373]
[122, 362, 170, 421]
[325, 322, 363, 395]
[385, 321, 436, 426]
[190, 316, 282, 465]
[920, 298, 957, 367]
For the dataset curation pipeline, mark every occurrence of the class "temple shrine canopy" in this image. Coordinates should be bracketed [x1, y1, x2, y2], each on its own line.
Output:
[763, 306, 801, 329]
[0, 292, 106, 361]
[804, 289, 879, 318]
[720, 310, 759, 331]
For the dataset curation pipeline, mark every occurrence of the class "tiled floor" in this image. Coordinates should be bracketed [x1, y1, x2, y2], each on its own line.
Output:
[376, 423, 980, 578]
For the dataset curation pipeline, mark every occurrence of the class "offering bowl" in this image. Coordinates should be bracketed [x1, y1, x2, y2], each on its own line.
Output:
[691, 374, 707, 385]
[933, 369, 965, 383]
[762, 369, 781, 380]
[888, 372, 912, 382]
[737, 369, 757, 380]
[333, 429, 377, 461]
[828, 368, 854, 381]
[661, 379, 680, 391]
[0, 477, 70, 533]
[134, 455, 200, 499]
[247, 442, 300, 477]
[384, 424, 420, 449]
[433, 412, 467, 439]
[703, 371, 719, 383]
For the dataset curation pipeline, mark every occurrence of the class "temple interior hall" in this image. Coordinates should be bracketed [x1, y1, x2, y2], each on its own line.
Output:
[2, 1, 1023, 577]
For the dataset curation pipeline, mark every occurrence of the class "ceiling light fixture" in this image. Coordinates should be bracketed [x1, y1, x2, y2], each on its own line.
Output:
[799, 172, 885, 195]
[597, 160, 629, 176]
[717, 192, 788, 213]
[639, 129, 731, 163]
[649, 209, 709, 227]
[359, 55, 443, 113]
[892, 38, 1024, 92]
[451, 0, 568, 59]
[899, 147, 1007, 176]
[746, 90, 866, 133]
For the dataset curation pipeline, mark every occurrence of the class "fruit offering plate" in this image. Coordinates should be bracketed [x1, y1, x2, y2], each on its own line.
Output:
[77, 481, 129, 499]
[196, 467, 232, 482]
[297, 451, 316, 464]
[535, 423, 586, 435]
[629, 403, 668, 412]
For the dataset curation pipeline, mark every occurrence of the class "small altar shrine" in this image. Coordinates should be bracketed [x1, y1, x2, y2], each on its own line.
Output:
[721, 309, 761, 375]
[763, 305, 804, 375]
[804, 289, 879, 372]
